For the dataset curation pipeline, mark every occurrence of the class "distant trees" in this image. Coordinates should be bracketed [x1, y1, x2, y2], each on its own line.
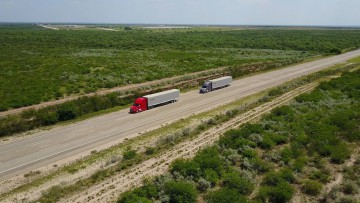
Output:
[124, 26, 132, 30]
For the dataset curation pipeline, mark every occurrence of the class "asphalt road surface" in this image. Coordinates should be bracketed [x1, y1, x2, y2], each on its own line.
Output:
[1, 49, 360, 180]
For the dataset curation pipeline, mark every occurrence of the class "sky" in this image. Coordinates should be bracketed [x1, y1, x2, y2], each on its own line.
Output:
[0, 0, 359, 26]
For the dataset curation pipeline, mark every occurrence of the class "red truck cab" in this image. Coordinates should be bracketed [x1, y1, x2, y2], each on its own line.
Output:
[130, 97, 148, 113]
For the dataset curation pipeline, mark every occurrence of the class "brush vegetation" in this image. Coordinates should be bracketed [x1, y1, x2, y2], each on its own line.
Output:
[1, 26, 360, 136]
[118, 69, 360, 202]
[1, 25, 360, 111]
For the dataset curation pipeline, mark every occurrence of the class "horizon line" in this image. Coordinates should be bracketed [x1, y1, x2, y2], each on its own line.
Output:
[0, 21, 360, 28]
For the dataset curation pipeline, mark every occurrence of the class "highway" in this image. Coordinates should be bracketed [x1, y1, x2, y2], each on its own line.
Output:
[1, 49, 360, 180]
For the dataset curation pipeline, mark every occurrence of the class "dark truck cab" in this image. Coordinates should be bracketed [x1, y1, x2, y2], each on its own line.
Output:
[200, 81, 212, 93]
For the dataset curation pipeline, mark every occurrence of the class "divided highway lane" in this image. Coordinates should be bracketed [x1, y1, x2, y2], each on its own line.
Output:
[1, 49, 360, 180]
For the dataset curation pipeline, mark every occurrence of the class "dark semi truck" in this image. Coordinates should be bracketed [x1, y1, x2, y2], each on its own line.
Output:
[199, 76, 232, 93]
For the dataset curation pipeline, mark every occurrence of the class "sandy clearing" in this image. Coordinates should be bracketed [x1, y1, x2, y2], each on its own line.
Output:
[38, 24, 59, 30]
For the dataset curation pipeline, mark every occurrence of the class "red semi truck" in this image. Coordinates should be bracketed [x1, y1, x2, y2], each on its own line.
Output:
[130, 89, 180, 113]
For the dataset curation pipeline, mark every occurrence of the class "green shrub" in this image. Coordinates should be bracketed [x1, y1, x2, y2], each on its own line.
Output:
[258, 182, 295, 203]
[259, 135, 275, 149]
[338, 196, 357, 203]
[197, 178, 211, 192]
[123, 149, 137, 160]
[242, 149, 257, 158]
[268, 88, 283, 97]
[118, 192, 152, 203]
[206, 188, 247, 203]
[204, 169, 219, 186]
[341, 180, 359, 195]
[292, 156, 307, 172]
[223, 171, 254, 195]
[330, 142, 350, 164]
[295, 90, 325, 103]
[145, 147, 155, 155]
[164, 181, 198, 203]
[194, 147, 224, 174]
[272, 106, 295, 122]
[301, 180, 323, 196]
[262, 172, 284, 186]
[170, 159, 201, 179]
[250, 157, 272, 173]
[280, 147, 293, 164]
[309, 170, 330, 183]
[36, 111, 58, 125]
[57, 103, 78, 121]
[118, 184, 158, 203]
[278, 168, 296, 183]
[329, 48, 342, 54]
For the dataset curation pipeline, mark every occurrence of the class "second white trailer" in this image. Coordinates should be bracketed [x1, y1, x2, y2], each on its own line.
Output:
[200, 76, 232, 93]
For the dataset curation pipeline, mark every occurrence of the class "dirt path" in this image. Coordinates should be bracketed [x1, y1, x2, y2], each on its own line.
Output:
[291, 149, 359, 203]
[60, 83, 317, 203]
[323, 150, 359, 194]
[0, 68, 225, 117]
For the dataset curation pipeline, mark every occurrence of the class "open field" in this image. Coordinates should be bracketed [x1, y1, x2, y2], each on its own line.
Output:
[1, 25, 360, 111]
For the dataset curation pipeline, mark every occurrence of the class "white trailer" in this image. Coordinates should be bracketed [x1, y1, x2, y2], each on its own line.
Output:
[144, 89, 180, 108]
[211, 76, 232, 89]
[200, 76, 232, 93]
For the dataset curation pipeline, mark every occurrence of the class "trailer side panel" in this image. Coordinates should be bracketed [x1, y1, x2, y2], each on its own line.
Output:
[144, 89, 180, 107]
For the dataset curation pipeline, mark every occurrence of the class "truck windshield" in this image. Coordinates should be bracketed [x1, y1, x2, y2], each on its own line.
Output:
[202, 85, 208, 88]
[133, 103, 140, 106]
